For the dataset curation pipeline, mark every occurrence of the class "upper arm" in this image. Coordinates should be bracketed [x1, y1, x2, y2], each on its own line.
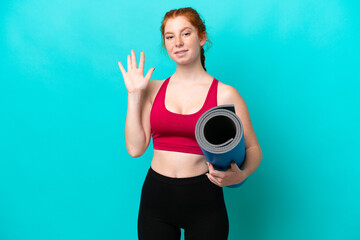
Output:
[218, 83, 260, 150]
[140, 80, 159, 152]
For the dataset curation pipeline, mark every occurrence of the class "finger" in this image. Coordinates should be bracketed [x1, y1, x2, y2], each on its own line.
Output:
[118, 61, 126, 75]
[131, 50, 137, 69]
[209, 170, 224, 178]
[208, 163, 215, 171]
[231, 161, 240, 171]
[127, 55, 132, 70]
[138, 51, 145, 73]
[208, 164, 223, 178]
[145, 67, 155, 80]
[207, 173, 221, 187]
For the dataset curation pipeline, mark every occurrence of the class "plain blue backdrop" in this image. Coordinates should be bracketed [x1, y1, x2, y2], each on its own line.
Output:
[1, 0, 359, 239]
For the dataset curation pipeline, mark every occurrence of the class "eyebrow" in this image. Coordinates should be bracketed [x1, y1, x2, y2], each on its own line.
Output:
[164, 27, 192, 35]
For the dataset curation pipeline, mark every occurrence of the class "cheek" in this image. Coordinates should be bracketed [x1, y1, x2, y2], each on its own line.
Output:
[189, 38, 200, 49]
[165, 42, 173, 51]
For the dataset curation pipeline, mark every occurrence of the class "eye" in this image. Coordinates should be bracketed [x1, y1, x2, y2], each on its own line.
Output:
[184, 32, 191, 36]
[166, 36, 173, 40]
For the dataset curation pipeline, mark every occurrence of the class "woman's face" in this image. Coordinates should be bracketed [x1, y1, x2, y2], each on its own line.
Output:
[164, 16, 206, 65]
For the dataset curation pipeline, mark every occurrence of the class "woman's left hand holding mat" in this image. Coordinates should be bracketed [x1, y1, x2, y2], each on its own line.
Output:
[206, 162, 248, 187]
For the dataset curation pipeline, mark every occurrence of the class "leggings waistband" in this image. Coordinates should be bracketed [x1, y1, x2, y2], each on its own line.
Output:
[148, 167, 209, 185]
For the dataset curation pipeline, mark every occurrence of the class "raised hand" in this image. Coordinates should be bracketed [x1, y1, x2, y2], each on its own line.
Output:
[118, 50, 155, 93]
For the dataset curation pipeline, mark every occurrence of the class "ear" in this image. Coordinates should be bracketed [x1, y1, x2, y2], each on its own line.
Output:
[200, 32, 207, 47]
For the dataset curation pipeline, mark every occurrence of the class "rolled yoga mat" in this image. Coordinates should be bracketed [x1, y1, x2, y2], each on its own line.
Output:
[195, 104, 247, 188]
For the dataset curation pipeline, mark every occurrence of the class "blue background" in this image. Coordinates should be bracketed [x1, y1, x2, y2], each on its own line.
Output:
[1, 0, 359, 239]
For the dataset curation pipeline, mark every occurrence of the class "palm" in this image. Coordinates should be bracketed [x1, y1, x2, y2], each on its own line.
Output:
[118, 50, 155, 93]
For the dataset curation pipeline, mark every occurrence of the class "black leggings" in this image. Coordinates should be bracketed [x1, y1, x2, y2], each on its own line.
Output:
[138, 167, 229, 240]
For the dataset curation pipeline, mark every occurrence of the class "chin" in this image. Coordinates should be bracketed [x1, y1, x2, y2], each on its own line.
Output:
[174, 60, 193, 66]
[170, 55, 195, 65]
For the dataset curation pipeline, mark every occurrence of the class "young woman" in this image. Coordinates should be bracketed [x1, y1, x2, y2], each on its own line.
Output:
[118, 7, 262, 240]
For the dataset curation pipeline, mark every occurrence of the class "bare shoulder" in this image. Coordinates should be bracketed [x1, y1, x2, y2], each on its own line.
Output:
[145, 79, 166, 104]
[217, 81, 246, 106]
[217, 81, 256, 145]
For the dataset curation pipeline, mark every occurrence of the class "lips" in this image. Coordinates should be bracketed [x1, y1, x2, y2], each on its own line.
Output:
[175, 50, 188, 54]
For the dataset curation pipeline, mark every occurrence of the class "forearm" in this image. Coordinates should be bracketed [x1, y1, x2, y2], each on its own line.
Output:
[241, 145, 263, 177]
[125, 91, 147, 157]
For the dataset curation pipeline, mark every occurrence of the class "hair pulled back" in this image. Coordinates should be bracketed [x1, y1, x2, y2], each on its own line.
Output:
[160, 7, 212, 71]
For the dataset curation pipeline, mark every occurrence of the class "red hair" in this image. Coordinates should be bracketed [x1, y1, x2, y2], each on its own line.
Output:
[160, 7, 212, 71]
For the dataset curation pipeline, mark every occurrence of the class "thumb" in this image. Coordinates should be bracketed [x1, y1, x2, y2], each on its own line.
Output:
[145, 67, 155, 80]
[231, 161, 238, 169]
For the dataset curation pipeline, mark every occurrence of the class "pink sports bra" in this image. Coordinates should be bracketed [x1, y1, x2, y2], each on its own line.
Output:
[150, 76, 218, 155]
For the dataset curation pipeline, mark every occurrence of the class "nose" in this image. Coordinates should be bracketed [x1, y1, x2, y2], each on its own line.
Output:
[175, 37, 183, 47]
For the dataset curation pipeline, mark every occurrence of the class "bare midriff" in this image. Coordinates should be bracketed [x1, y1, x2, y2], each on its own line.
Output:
[151, 150, 209, 178]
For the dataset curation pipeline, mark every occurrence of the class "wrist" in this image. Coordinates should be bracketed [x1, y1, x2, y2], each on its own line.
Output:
[128, 89, 144, 96]
[127, 90, 144, 102]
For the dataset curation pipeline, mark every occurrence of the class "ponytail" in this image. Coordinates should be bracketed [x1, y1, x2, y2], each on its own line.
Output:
[200, 46, 206, 72]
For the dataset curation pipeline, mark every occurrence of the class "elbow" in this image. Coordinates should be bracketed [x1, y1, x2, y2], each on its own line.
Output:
[257, 144, 263, 162]
[246, 144, 263, 162]
[129, 152, 143, 158]
[126, 145, 145, 158]
[259, 145, 263, 161]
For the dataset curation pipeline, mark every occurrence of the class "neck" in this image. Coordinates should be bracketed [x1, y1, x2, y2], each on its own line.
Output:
[172, 58, 207, 83]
